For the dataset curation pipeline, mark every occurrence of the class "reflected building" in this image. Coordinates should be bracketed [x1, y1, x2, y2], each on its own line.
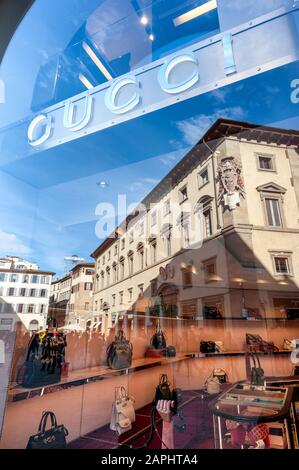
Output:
[91, 118, 299, 330]
[0, 256, 54, 330]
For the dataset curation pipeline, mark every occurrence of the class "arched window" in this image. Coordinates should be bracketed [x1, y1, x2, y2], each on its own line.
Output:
[137, 242, 144, 270]
[119, 256, 125, 280]
[195, 195, 213, 238]
[127, 250, 134, 275]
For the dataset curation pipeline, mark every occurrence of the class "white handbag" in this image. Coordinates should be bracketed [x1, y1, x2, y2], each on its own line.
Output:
[110, 386, 135, 435]
[205, 376, 220, 394]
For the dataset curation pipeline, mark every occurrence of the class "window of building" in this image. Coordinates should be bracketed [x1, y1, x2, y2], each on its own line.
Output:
[179, 185, 188, 203]
[119, 291, 123, 305]
[95, 301, 98, 311]
[85, 269, 94, 275]
[10, 273, 18, 282]
[182, 223, 190, 248]
[120, 258, 125, 279]
[272, 254, 292, 275]
[100, 271, 104, 289]
[151, 210, 157, 226]
[165, 234, 171, 257]
[29, 288, 36, 297]
[23, 274, 29, 283]
[40, 304, 46, 314]
[112, 263, 117, 283]
[0, 273, 6, 282]
[203, 258, 217, 283]
[17, 304, 23, 313]
[0, 287, 3, 296]
[138, 284, 144, 297]
[257, 154, 275, 171]
[84, 282, 93, 290]
[103, 255, 105, 265]
[128, 253, 134, 275]
[203, 209, 212, 237]
[107, 251, 111, 261]
[106, 267, 110, 286]
[121, 238, 125, 250]
[163, 199, 171, 216]
[150, 241, 157, 264]
[137, 244, 144, 270]
[112, 294, 116, 307]
[198, 168, 209, 186]
[114, 244, 118, 255]
[8, 287, 16, 296]
[40, 275, 49, 284]
[265, 198, 282, 227]
[182, 265, 193, 288]
[84, 302, 89, 311]
[27, 304, 35, 313]
[151, 278, 158, 296]
[19, 288, 26, 297]
[129, 230, 134, 243]
[31, 275, 39, 283]
[40, 289, 47, 297]
[128, 288, 133, 301]
[100, 298, 103, 310]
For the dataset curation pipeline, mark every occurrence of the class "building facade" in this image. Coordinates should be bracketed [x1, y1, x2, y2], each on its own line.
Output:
[64, 262, 95, 328]
[91, 119, 299, 332]
[49, 273, 72, 327]
[0, 256, 54, 330]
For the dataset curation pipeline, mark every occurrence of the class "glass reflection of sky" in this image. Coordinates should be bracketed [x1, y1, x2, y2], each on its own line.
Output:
[0, 0, 298, 275]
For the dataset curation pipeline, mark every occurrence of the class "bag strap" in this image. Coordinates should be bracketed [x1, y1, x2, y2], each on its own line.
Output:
[250, 350, 257, 368]
[159, 374, 169, 385]
[38, 411, 57, 433]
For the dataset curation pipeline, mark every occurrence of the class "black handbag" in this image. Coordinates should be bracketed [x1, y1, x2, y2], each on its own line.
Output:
[150, 324, 166, 350]
[164, 345, 176, 357]
[107, 330, 133, 370]
[26, 411, 68, 449]
[250, 350, 264, 386]
[200, 341, 218, 353]
[155, 374, 172, 401]
[203, 306, 222, 319]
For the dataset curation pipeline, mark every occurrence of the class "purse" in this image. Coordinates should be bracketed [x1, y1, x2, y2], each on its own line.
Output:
[205, 376, 220, 394]
[164, 345, 176, 357]
[246, 333, 278, 352]
[26, 411, 68, 449]
[107, 330, 133, 370]
[110, 387, 135, 435]
[213, 368, 228, 384]
[150, 323, 167, 350]
[155, 374, 172, 401]
[200, 341, 219, 353]
[250, 350, 264, 386]
[203, 306, 222, 319]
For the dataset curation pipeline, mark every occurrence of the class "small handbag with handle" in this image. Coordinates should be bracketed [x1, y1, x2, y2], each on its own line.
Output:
[110, 386, 135, 435]
[106, 330, 133, 370]
[26, 411, 68, 449]
[213, 368, 228, 384]
[155, 374, 172, 401]
[150, 322, 167, 350]
[250, 349, 264, 386]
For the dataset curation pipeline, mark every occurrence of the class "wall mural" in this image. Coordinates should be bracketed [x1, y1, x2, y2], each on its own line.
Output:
[217, 156, 245, 210]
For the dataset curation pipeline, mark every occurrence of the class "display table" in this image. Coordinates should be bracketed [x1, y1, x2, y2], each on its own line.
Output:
[209, 381, 298, 449]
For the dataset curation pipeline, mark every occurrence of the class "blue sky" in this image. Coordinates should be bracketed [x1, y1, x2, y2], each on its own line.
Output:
[0, 1, 298, 277]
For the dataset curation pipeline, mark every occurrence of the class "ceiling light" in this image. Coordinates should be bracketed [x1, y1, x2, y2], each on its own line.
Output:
[82, 41, 113, 81]
[173, 0, 217, 27]
[78, 73, 93, 90]
[149, 34, 155, 41]
[140, 15, 149, 25]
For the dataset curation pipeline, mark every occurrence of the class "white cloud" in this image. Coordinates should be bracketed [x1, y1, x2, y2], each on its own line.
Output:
[175, 106, 246, 146]
[0, 230, 31, 256]
[126, 177, 159, 192]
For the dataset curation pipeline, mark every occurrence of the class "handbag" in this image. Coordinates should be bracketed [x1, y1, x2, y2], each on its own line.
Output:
[203, 306, 222, 319]
[283, 339, 297, 350]
[213, 368, 228, 384]
[164, 345, 176, 357]
[250, 350, 264, 386]
[200, 341, 218, 353]
[26, 411, 68, 449]
[155, 374, 172, 401]
[246, 333, 278, 352]
[107, 330, 133, 370]
[150, 323, 166, 350]
[205, 376, 220, 394]
[110, 387, 135, 435]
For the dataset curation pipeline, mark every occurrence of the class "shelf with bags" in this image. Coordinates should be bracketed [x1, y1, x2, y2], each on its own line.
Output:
[8, 350, 293, 403]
